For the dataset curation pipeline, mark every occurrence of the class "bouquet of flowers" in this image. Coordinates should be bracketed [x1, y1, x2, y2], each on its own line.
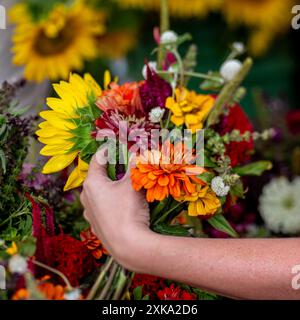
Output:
[32, 2, 274, 299]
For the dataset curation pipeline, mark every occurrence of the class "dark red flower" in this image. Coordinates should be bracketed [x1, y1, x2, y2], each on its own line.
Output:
[216, 103, 254, 167]
[131, 274, 165, 299]
[157, 284, 197, 300]
[286, 110, 300, 135]
[42, 234, 96, 287]
[139, 66, 172, 112]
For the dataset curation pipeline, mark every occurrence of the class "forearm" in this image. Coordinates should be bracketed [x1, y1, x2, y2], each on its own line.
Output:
[124, 234, 300, 300]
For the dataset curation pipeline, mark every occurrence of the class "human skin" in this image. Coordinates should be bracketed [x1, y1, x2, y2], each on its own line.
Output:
[80, 155, 300, 300]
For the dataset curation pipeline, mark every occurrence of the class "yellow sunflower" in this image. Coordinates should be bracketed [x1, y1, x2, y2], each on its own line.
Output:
[9, 0, 106, 82]
[221, 0, 294, 55]
[116, 0, 222, 18]
[96, 31, 137, 59]
[36, 73, 102, 191]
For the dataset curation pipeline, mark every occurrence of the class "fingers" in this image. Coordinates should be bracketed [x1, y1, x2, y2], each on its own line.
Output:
[87, 147, 109, 181]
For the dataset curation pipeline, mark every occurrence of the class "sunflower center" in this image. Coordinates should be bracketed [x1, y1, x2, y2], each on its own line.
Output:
[34, 18, 77, 56]
[282, 196, 295, 209]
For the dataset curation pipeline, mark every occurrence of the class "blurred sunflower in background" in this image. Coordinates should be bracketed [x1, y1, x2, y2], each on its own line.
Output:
[221, 0, 295, 56]
[9, 0, 106, 82]
[116, 0, 222, 18]
[114, 0, 295, 56]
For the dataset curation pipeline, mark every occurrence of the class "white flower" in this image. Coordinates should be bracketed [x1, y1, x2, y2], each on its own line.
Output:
[142, 61, 157, 79]
[220, 59, 242, 82]
[259, 177, 300, 234]
[211, 176, 230, 197]
[232, 42, 245, 54]
[149, 107, 165, 123]
[64, 289, 81, 300]
[160, 30, 178, 48]
[8, 255, 27, 274]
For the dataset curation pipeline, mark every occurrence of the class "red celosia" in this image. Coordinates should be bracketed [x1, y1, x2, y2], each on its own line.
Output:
[216, 103, 254, 167]
[157, 284, 197, 300]
[131, 274, 166, 299]
[139, 66, 172, 112]
[43, 234, 95, 287]
[286, 110, 300, 135]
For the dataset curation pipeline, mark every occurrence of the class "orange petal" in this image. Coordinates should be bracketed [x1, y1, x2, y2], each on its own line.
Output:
[158, 175, 169, 186]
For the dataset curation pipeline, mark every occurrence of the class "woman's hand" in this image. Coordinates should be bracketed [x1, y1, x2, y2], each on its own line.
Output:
[80, 150, 157, 271]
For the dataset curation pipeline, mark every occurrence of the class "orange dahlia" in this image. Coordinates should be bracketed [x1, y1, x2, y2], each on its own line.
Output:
[96, 82, 143, 116]
[131, 144, 206, 202]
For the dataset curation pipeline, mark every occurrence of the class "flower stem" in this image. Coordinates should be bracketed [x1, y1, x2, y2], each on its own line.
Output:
[32, 260, 73, 291]
[158, 0, 170, 68]
[153, 201, 185, 225]
[157, 70, 223, 83]
[96, 261, 119, 300]
[206, 57, 253, 127]
[86, 256, 114, 300]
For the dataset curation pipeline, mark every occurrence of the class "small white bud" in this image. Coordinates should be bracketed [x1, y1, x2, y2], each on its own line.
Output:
[8, 255, 27, 274]
[149, 107, 165, 123]
[211, 176, 230, 197]
[142, 61, 157, 79]
[220, 59, 242, 82]
[160, 31, 178, 48]
[232, 42, 245, 54]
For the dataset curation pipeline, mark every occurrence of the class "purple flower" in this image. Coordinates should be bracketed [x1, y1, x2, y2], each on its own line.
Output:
[139, 65, 172, 112]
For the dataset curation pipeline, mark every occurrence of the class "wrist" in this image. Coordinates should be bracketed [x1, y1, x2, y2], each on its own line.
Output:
[113, 227, 161, 273]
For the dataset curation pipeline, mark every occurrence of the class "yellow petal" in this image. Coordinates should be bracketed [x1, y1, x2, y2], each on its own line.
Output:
[104, 70, 111, 90]
[84, 73, 102, 97]
[40, 141, 75, 156]
[39, 111, 76, 130]
[42, 152, 78, 174]
[64, 166, 86, 191]
[171, 115, 184, 127]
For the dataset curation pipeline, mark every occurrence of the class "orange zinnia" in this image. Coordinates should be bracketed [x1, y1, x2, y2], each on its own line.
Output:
[131, 144, 206, 202]
[96, 82, 143, 116]
[80, 228, 108, 259]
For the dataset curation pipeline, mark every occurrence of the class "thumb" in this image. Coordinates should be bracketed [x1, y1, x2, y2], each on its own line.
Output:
[87, 147, 110, 181]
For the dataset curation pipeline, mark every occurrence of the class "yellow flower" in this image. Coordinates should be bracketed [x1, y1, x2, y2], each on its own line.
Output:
[221, 0, 293, 56]
[116, 0, 222, 18]
[9, 0, 106, 82]
[166, 88, 214, 133]
[96, 31, 137, 59]
[176, 185, 221, 217]
[6, 242, 18, 255]
[36, 73, 102, 191]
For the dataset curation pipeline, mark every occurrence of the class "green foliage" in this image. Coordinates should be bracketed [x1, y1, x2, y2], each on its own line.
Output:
[152, 223, 190, 237]
[207, 214, 239, 238]
[233, 160, 272, 176]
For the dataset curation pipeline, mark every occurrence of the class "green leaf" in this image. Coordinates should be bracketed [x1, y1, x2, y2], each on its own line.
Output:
[198, 171, 214, 184]
[18, 237, 36, 257]
[207, 214, 239, 238]
[232, 161, 272, 176]
[0, 149, 6, 174]
[133, 286, 143, 300]
[150, 198, 170, 224]
[152, 224, 190, 237]
[230, 180, 245, 199]
[107, 163, 116, 181]
[204, 152, 217, 168]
